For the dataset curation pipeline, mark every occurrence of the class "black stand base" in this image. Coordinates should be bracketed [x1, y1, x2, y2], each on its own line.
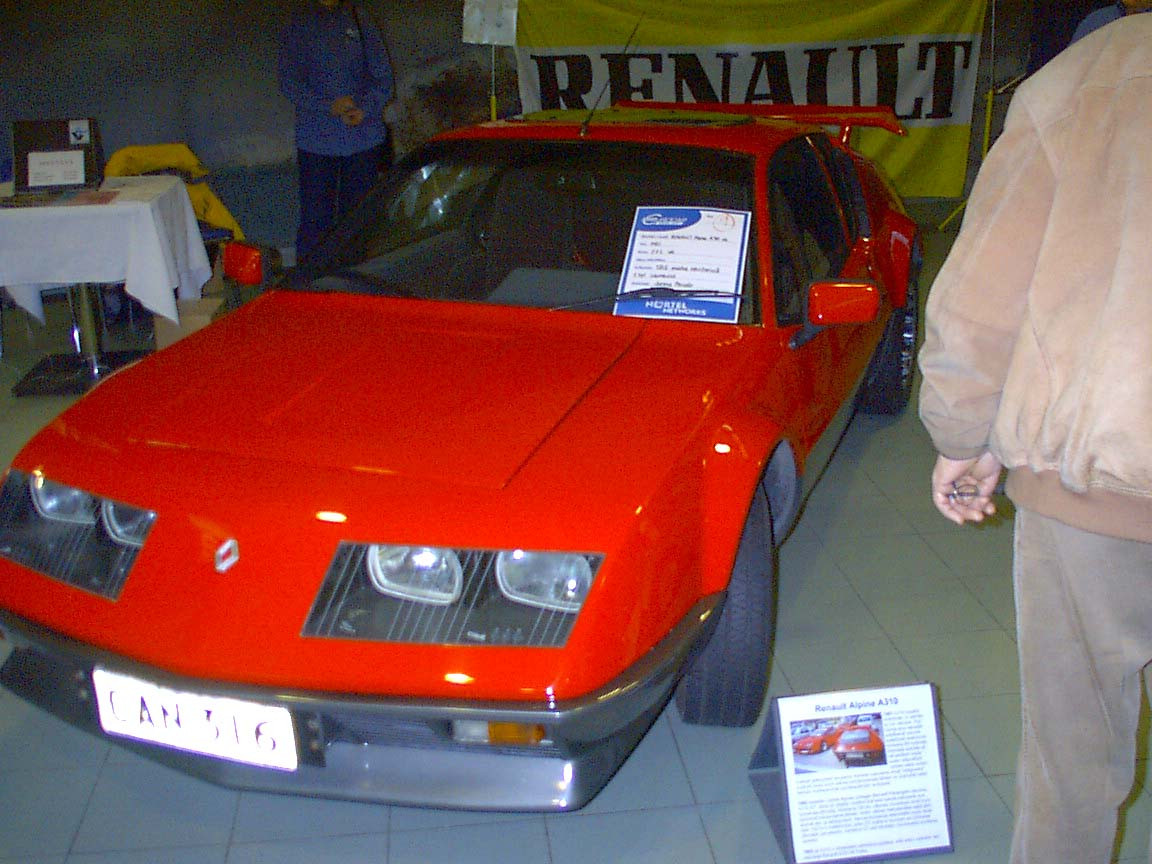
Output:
[12, 349, 149, 397]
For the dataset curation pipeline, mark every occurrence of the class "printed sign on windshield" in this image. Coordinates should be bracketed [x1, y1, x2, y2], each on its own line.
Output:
[613, 206, 751, 323]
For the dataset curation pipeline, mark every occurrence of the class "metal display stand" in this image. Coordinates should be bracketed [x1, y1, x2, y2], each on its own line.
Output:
[11, 284, 146, 396]
[749, 682, 952, 864]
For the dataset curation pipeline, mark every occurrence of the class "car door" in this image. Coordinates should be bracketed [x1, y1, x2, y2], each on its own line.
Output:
[762, 135, 875, 470]
[807, 134, 890, 398]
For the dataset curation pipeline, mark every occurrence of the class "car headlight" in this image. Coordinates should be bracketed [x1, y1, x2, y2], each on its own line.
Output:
[305, 543, 603, 647]
[367, 545, 463, 605]
[29, 474, 97, 525]
[100, 499, 157, 548]
[496, 550, 592, 613]
[0, 470, 155, 600]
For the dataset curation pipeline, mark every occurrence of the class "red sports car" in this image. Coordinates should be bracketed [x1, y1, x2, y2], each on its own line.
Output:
[0, 103, 918, 810]
[792, 728, 835, 755]
[834, 726, 888, 767]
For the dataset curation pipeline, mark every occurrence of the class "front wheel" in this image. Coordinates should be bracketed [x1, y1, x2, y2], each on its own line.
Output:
[675, 486, 776, 727]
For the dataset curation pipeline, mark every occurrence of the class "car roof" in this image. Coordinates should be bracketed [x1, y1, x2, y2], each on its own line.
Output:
[434, 103, 905, 158]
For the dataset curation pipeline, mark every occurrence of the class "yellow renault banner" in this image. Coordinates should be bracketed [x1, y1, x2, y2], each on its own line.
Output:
[514, 0, 987, 197]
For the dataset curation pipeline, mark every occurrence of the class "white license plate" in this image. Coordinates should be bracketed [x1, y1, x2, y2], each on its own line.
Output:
[92, 668, 298, 772]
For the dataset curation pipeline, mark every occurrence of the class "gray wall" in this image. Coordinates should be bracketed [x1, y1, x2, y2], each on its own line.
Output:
[0, 0, 519, 251]
[2, 0, 1050, 250]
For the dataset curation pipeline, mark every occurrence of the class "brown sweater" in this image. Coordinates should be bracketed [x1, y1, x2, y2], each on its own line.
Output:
[918, 14, 1152, 542]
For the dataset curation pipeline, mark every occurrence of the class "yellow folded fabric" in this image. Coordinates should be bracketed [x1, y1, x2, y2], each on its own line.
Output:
[104, 144, 244, 239]
[104, 143, 208, 180]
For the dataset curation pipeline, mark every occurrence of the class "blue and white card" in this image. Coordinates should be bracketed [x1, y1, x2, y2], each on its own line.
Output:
[614, 206, 751, 323]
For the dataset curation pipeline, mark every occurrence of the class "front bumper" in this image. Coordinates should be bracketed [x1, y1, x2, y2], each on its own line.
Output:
[0, 597, 720, 811]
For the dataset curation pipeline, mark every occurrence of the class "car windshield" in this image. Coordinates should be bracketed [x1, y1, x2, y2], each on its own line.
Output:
[286, 139, 759, 323]
[841, 729, 873, 744]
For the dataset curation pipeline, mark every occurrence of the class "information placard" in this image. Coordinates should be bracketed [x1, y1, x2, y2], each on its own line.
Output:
[462, 0, 518, 45]
[27, 150, 86, 189]
[613, 206, 749, 323]
[749, 682, 952, 864]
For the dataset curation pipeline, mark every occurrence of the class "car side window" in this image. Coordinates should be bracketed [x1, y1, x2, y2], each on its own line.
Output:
[767, 138, 851, 327]
[768, 183, 806, 326]
[811, 135, 871, 240]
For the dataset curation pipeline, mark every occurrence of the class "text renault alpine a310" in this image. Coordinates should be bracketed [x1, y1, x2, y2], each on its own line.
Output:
[0, 102, 918, 811]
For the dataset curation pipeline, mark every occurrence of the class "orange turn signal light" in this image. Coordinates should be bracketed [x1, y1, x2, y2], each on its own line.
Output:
[487, 722, 548, 746]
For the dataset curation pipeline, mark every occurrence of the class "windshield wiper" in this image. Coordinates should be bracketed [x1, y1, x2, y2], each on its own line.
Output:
[618, 286, 739, 300]
[551, 286, 739, 311]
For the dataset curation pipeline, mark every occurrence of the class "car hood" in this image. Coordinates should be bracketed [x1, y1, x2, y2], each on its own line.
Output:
[6, 291, 770, 699]
[61, 292, 643, 491]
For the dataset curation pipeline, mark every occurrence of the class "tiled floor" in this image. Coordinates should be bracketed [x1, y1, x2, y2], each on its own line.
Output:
[1, 231, 1148, 863]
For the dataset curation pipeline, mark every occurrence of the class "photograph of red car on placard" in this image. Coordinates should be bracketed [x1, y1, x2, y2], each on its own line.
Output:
[834, 725, 887, 767]
[792, 714, 887, 769]
[792, 726, 836, 755]
[0, 103, 917, 811]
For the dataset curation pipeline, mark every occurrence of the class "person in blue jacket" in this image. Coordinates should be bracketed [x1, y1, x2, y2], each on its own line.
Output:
[279, 0, 395, 261]
[1071, 0, 1152, 43]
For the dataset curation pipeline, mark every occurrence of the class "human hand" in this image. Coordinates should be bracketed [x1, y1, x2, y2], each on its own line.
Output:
[340, 106, 365, 126]
[930, 452, 1001, 525]
[330, 95, 357, 117]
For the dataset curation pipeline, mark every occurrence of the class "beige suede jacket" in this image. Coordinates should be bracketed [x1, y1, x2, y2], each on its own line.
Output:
[918, 14, 1152, 542]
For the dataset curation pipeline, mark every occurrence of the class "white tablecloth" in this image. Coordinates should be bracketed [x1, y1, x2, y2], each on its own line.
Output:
[0, 175, 212, 323]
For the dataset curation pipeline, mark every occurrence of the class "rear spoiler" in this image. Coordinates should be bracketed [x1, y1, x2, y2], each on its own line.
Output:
[614, 101, 905, 144]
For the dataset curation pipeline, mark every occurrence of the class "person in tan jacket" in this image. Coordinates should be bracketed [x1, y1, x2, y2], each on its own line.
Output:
[918, 13, 1152, 862]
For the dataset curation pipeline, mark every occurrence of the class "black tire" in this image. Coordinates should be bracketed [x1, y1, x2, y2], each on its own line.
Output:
[675, 485, 776, 727]
[858, 254, 921, 415]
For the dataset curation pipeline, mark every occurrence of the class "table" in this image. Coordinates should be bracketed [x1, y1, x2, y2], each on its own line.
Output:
[0, 175, 212, 395]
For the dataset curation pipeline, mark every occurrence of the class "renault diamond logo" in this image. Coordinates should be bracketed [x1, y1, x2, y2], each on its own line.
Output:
[215, 538, 240, 573]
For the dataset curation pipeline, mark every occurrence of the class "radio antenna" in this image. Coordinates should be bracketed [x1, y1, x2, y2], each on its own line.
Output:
[580, 12, 646, 136]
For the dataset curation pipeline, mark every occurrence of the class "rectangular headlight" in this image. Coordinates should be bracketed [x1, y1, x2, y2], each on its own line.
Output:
[495, 550, 593, 613]
[366, 545, 463, 605]
[29, 473, 98, 525]
[100, 499, 156, 548]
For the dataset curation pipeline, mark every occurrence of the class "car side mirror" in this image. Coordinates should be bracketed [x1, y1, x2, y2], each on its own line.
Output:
[788, 279, 880, 349]
[807, 279, 880, 325]
[222, 242, 265, 286]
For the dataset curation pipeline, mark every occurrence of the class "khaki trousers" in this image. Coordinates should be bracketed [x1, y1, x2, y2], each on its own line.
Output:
[1011, 508, 1152, 863]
